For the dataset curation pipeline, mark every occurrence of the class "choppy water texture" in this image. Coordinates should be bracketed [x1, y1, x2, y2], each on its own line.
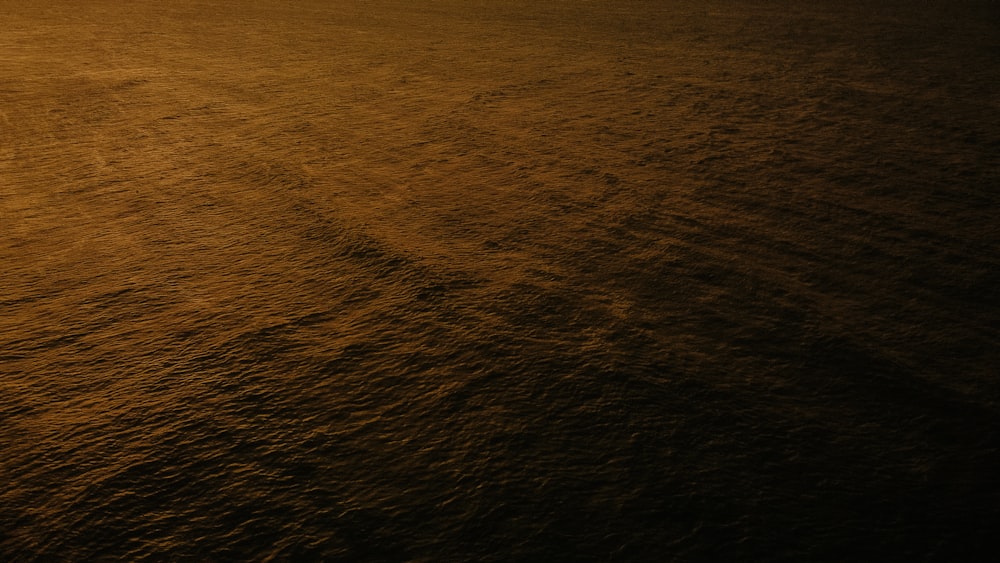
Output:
[2, 0, 999, 560]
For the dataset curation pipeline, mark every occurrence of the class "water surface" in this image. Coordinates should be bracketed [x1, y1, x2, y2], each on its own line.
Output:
[2, 1, 998, 560]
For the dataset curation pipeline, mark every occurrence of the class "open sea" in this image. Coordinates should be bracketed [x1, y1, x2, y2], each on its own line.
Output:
[2, 1, 998, 560]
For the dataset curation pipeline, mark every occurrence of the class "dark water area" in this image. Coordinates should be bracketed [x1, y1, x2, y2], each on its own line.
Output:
[2, 0, 999, 560]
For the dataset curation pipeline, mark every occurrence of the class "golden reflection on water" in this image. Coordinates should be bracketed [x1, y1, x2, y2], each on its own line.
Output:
[2, 0, 998, 560]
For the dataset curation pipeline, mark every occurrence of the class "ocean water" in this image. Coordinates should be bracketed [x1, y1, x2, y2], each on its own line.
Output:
[2, 1, 998, 560]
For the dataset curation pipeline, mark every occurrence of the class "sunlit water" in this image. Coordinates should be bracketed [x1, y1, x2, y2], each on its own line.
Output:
[2, 1, 998, 560]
